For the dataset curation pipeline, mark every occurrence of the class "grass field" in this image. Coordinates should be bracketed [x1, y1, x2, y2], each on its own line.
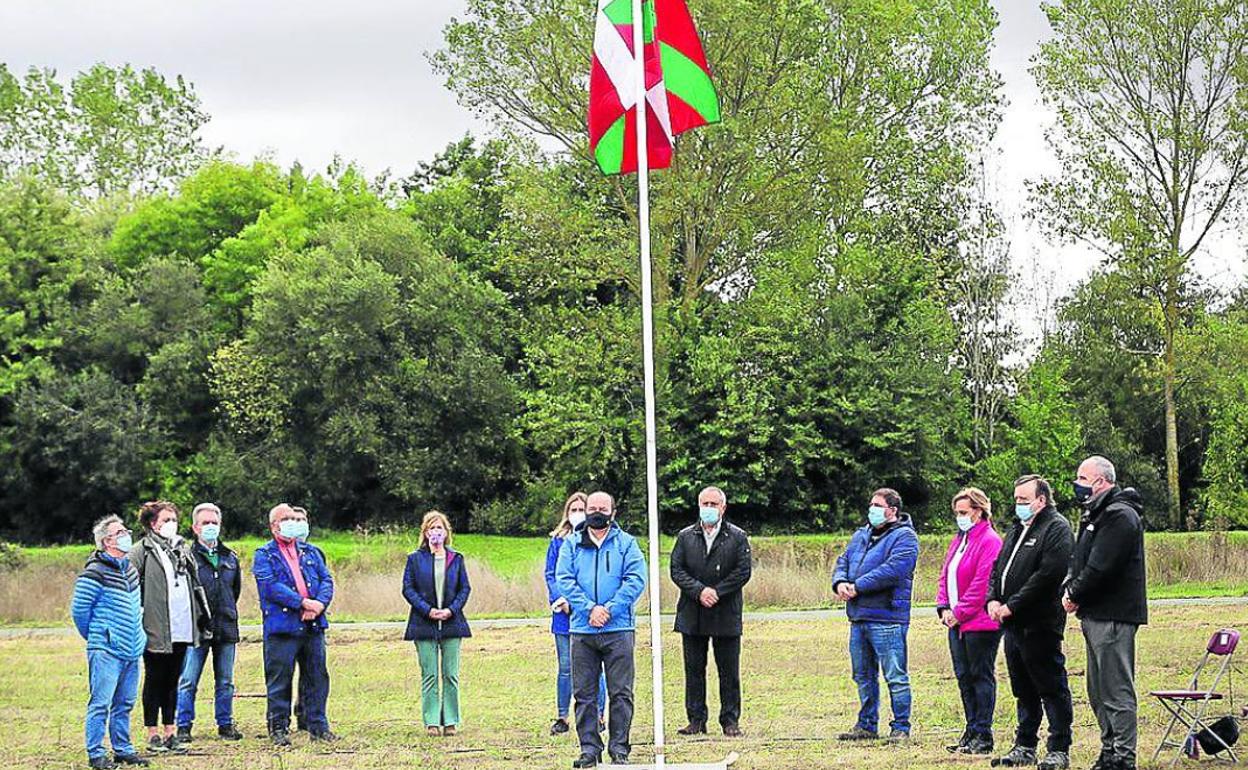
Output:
[4, 531, 1248, 627]
[1, 604, 1243, 768]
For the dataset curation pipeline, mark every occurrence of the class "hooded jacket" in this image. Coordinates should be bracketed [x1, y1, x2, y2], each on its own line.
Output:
[134, 534, 209, 652]
[555, 521, 648, 635]
[831, 514, 920, 624]
[1064, 486, 1148, 625]
[71, 551, 147, 660]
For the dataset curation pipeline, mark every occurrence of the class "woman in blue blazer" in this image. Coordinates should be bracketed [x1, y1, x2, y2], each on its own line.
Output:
[402, 511, 471, 737]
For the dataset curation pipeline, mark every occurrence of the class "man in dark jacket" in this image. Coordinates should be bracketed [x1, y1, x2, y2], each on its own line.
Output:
[831, 488, 920, 743]
[670, 486, 753, 738]
[987, 475, 1075, 770]
[175, 503, 243, 743]
[253, 503, 337, 746]
[1063, 456, 1148, 770]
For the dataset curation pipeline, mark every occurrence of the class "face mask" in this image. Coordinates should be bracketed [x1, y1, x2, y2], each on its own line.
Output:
[956, 515, 973, 532]
[279, 520, 309, 541]
[428, 530, 447, 547]
[699, 506, 720, 526]
[158, 521, 178, 540]
[568, 511, 587, 530]
[1073, 482, 1095, 504]
[1016, 503, 1036, 522]
[114, 534, 133, 553]
[586, 512, 611, 530]
[199, 524, 220, 543]
[867, 506, 887, 528]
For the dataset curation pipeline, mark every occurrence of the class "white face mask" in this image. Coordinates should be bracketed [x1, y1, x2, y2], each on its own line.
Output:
[568, 511, 587, 529]
[158, 520, 178, 541]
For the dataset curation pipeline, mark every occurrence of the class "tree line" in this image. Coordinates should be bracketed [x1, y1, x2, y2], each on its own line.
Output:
[1, 0, 1246, 543]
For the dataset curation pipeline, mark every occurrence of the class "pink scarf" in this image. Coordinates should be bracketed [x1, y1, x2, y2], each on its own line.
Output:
[276, 538, 310, 599]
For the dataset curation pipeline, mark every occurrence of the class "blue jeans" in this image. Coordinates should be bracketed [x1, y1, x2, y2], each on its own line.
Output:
[849, 622, 912, 733]
[263, 632, 330, 734]
[85, 650, 140, 759]
[176, 642, 237, 729]
[555, 633, 607, 719]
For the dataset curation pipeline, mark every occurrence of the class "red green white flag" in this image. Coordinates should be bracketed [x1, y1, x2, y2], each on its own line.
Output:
[588, 0, 721, 175]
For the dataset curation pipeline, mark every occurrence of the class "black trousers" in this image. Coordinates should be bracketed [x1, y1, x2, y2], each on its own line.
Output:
[681, 634, 742, 727]
[1003, 626, 1074, 752]
[142, 643, 189, 727]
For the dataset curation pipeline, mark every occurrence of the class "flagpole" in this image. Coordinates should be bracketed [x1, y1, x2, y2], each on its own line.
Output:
[630, 0, 666, 767]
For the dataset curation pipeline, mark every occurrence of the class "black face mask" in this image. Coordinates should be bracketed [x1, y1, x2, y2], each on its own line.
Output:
[586, 512, 611, 530]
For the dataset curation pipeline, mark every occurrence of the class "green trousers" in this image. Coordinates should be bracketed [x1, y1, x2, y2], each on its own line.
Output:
[416, 638, 462, 727]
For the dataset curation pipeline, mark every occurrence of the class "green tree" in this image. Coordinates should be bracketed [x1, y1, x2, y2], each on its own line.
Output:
[1030, 0, 1248, 527]
[0, 63, 210, 196]
[209, 212, 521, 526]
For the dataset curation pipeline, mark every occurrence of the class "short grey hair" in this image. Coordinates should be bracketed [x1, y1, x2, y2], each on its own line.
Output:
[268, 503, 294, 524]
[192, 502, 221, 524]
[586, 491, 615, 512]
[699, 486, 727, 506]
[93, 515, 124, 549]
[1084, 455, 1117, 484]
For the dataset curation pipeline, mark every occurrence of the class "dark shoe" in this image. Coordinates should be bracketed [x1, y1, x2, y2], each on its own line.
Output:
[963, 735, 995, 755]
[218, 724, 244, 741]
[723, 723, 743, 737]
[948, 729, 973, 753]
[838, 726, 879, 741]
[175, 725, 192, 744]
[609, 754, 629, 765]
[112, 754, 150, 767]
[88, 758, 117, 770]
[551, 718, 570, 735]
[145, 736, 167, 754]
[310, 730, 340, 742]
[677, 721, 707, 735]
[443, 726, 457, 737]
[572, 753, 599, 769]
[163, 736, 187, 754]
[992, 746, 1039, 767]
[1038, 751, 1070, 770]
[887, 729, 910, 744]
[270, 730, 292, 747]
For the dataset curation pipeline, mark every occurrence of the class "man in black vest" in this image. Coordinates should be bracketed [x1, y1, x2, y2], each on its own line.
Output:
[1063, 455, 1147, 770]
[988, 474, 1075, 770]
[670, 486, 753, 737]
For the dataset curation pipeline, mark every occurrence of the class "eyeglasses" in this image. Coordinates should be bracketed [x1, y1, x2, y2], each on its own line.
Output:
[109, 528, 132, 538]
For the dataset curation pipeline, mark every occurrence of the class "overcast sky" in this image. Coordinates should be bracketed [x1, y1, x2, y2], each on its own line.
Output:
[0, 0, 1242, 314]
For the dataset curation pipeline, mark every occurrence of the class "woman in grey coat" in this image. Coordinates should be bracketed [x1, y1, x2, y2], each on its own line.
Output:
[134, 501, 207, 754]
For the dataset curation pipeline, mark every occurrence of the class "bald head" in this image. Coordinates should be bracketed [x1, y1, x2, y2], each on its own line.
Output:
[585, 491, 615, 532]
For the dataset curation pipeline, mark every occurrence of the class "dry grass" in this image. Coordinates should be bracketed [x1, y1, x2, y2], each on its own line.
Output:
[3, 532, 1246, 626]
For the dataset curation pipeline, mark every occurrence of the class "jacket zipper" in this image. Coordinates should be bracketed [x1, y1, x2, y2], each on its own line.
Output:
[594, 547, 600, 604]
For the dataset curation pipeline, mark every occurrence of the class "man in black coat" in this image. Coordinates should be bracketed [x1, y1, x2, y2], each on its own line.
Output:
[1063, 455, 1148, 770]
[987, 475, 1075, 770]
[670, 486, 753, 737]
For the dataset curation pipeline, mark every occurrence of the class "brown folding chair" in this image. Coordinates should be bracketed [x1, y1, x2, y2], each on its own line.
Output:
[1150, 628, 1240, 766]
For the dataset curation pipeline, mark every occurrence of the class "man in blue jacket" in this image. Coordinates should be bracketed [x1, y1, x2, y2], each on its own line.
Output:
[253, 503, 337, 746]
[556, 491, 648, 768]
[73, 514, 150, 769]
[832, 487, 920, 743]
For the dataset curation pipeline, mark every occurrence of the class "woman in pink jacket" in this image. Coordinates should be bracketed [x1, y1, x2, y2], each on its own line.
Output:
[936, 487, 1004, 756]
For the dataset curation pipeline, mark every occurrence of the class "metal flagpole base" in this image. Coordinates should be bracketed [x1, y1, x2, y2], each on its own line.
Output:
[600, 752, 740, 770]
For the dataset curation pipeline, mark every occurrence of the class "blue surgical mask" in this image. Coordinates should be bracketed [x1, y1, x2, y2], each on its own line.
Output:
[1015, 503, 1036, 522]
[114, 534, 133, 553]
[868, 505, 887, 527]
[279, 520, 309, 541]
[200, 524, 220, 543]
[699, 506, 720, 526]
[956, 515, 973, 532]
